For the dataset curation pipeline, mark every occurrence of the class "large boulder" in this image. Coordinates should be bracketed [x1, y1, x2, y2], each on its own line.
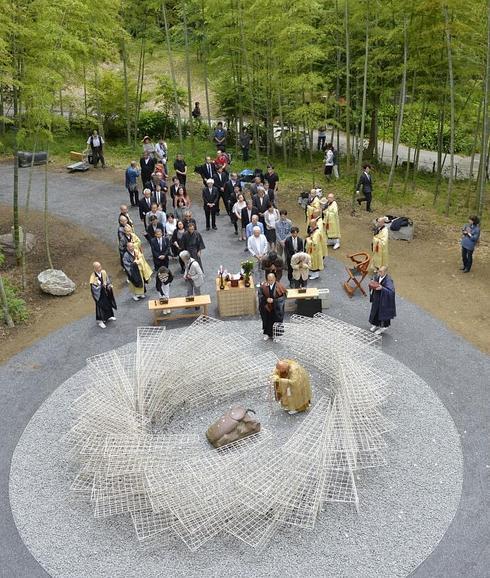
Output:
[0, 232, 36, 255]
[37, 269, 76, 296]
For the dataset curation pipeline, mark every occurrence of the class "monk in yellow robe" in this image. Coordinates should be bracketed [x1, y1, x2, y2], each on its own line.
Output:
[311, 209, 328, 258]
[306, 190, 321, 221]
[323, 193, 341, 250]
[371, 217, 389, 270]
[272, 359, 312, 414]
[305, 219, 324, 279]
[123, 242, 153, 299]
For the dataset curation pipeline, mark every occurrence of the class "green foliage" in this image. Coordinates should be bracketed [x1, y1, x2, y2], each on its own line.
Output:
[137, 111, 178, 139]
[154, 75, 187, 117]
[88, 70, 141, 138]
[2, 277, 28, 324]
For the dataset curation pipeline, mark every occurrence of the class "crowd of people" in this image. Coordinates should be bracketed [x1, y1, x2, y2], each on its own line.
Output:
[89, 128, 404, 337]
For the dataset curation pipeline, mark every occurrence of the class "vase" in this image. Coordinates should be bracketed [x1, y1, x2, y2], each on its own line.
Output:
[244, 275, 250, 288]
[219, 274, 225, 290]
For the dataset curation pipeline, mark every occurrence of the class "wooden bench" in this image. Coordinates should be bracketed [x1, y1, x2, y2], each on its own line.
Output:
[148, 294, 211, 324]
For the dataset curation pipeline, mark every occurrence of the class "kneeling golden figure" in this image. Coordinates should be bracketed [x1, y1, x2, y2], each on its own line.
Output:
[272, 359, 312, 415]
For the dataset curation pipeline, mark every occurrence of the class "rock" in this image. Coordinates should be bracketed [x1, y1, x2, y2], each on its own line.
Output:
[37, 269, 76, 296]
[0, 232, 36, 255]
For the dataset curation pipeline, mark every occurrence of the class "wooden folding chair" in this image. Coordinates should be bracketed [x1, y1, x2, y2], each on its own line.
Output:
[342, 252, 371, 297]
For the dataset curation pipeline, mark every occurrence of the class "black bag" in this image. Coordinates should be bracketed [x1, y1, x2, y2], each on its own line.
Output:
[18, 151, 48, 168]
[390, 216, 411, 231]
[297, 298, 322, 317]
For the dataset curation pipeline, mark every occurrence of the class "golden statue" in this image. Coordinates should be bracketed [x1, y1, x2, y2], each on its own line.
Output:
[272, 359, 312, 415]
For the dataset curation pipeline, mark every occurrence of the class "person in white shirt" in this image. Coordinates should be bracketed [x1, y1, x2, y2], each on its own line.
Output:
[323, 145, 334, 180]
[180, 250, 204, 297]
[263, 205, 280, 251]
[165, 213, 177, 238]
[155, 138, 168, 166]
[87, 129, 105, 168]
[247, 226, 269, 280]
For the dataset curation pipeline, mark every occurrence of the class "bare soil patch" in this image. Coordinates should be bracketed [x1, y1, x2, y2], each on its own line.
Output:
[282, 191, 490, 354]
[0, 206, 123, 363]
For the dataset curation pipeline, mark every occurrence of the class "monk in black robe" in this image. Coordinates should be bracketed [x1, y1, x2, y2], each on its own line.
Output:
[258, 272, 286, 341]
[90, 261, 117, 329]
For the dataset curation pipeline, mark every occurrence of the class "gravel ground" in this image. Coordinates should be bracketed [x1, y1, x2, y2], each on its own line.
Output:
[0, 165, 489, 577]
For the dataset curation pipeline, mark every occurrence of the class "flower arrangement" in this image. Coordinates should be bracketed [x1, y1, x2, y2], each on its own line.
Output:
[241, 260, 254, 287]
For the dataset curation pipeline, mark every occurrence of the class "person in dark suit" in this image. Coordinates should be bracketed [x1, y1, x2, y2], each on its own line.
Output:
[140, 151, 155, 188]
[224, 173, 240, 218]
[356, 163, 373, 212]
[241, 200, 259, 230]
[284, 227, 305, 285]
[146, 215, 165, 242]
[198, 156, 216, 184]
[252, 187, 270, 224]
[152, 186, 167, 212]
[150, 228, 170, 270]
[202, 178, 219, 230]
[213, 166, 229, 216]
[138, 189, 153, 224]
[182, 222, 205, 269]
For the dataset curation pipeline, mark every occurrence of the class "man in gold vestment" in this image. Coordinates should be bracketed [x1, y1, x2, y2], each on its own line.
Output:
[272, 359, 312, 415]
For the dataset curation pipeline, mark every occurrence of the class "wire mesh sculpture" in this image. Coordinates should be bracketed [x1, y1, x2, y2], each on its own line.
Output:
[65, 314, 394, 551]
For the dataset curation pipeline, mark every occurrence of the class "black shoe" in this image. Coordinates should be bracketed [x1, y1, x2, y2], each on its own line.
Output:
[212, 226, 217, 230]
[367, 208, 373, 212]
[206, 227, 210, 231]
[463, 269, 470, 273]
[234, 231, 238, 235]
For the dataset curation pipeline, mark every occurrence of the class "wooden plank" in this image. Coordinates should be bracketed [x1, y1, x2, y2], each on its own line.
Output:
[148, 294, 211, 311]
[286, 288, 319, 300]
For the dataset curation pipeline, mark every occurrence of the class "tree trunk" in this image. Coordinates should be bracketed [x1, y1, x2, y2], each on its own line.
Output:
[353, 15, 370, 211]
[182, 3, 194, 152]
[121, 37, 131, 146]
[411, 100, 427, 190]
[277, 89, 288, 165]
[59, 88, 64, 117]
[21, 140, 37, 290]
[477, 1, 490, 217]
[344, 0, 351, 172]
[92, 49, 104, 139]
[444, 6, 455, 216]
[162, 0, 183, 148]
[386, 19, 408, 200]
[238, 0, 260, 163]
[44, 149, 53, 269]
[83, 64, 88, 118]
[0, 274, 14, 328]
[433, 100, 446, 205]
[465, 98, 482, 207]
[13, 148, 21, 266]
[133, 38, 145, 144]
[201, 0, 212, 136]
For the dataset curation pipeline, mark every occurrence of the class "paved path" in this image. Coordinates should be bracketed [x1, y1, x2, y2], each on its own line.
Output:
[0, 165, 489, 577]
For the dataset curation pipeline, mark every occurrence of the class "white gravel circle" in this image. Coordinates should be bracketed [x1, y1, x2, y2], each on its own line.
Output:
[9, 321, 463, 578]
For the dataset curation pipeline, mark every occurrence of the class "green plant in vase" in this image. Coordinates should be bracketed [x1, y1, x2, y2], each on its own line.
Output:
[241, 260, 254, 287]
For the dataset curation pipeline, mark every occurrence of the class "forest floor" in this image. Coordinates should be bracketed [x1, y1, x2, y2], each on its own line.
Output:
[0, 207, 122, 363]
[0, 165, 488, 363]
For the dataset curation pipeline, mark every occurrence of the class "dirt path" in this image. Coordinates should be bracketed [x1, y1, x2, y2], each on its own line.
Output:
[0, 168, 488, 362]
